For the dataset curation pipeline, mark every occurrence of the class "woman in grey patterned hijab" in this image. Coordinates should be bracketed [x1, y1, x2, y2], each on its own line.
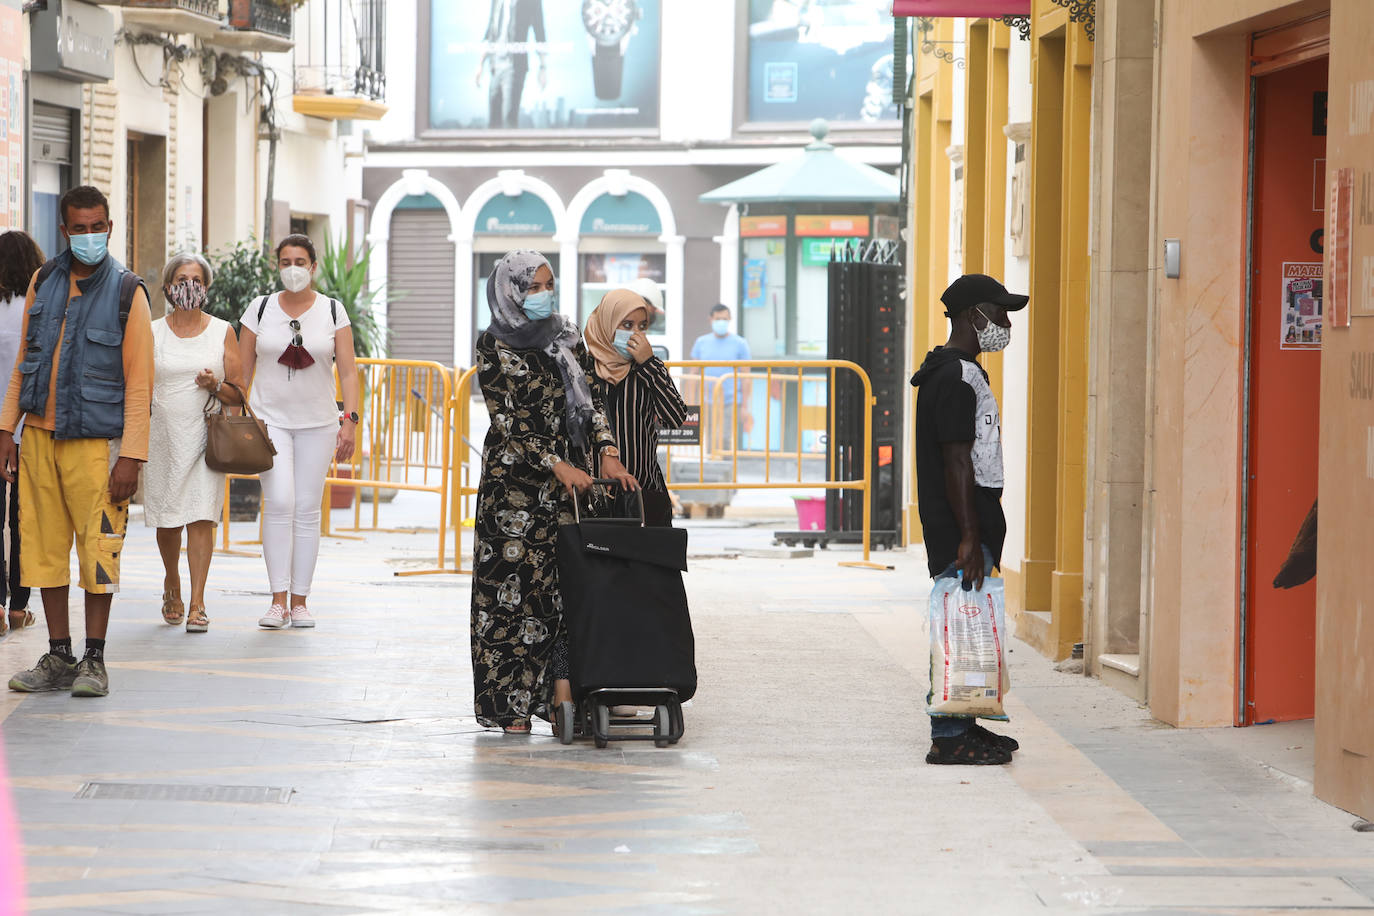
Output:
[485, 250, 595, 451]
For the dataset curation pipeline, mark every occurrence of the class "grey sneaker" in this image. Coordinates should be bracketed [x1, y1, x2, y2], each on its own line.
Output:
[71, 657, 109, 698]
[9, 653, 78, 692]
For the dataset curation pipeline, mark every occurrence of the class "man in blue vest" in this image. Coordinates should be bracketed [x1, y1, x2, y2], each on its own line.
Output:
[0, 185, 154, 698]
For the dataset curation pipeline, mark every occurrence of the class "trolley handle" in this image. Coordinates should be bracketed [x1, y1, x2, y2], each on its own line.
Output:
[573, 478, 645, 527]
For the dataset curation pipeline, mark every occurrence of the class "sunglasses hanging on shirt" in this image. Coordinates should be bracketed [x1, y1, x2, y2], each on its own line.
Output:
[278, 318, 316, 372]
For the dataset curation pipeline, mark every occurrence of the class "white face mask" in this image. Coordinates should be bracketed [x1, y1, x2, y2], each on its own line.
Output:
[280, 265, 312, 294]
[973, 308, 1011, 353]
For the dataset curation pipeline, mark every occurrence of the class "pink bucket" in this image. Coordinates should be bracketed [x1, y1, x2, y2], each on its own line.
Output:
[793, 496, 826, 531]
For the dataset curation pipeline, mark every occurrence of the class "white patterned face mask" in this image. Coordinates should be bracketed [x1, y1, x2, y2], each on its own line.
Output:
[973, 308, 1011, 352]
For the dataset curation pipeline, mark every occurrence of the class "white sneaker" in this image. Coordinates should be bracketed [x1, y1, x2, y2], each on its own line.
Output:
[258, 604, 289, 629]
[289, 605, 315, 628]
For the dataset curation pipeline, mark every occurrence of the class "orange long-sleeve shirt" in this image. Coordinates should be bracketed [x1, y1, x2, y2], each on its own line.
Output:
[0, 270, 154, 461]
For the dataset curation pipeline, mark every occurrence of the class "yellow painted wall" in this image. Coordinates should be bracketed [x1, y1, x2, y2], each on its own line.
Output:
[904, 18, 954, 545]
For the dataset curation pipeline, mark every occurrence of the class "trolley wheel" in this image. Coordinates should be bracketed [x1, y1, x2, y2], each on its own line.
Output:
[654, 705, 671, 748]
[802, 539, 816, 549]
[818, 540, 829, 550]
[594, 704, 609, 749]
[557, 701, 575, 745]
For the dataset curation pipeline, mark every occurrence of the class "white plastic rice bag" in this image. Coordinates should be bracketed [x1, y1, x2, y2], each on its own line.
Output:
[927, 576, 1011, 719]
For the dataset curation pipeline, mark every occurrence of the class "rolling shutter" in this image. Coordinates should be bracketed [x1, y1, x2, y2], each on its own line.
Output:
[386, 210, 456, 366]
[32, 103, 73, 164]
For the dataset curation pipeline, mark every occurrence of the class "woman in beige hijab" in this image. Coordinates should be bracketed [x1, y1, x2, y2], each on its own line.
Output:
[583, 288, 687, 526]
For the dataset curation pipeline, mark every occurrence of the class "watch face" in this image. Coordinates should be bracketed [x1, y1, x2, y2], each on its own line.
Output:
[582, 0, 635, 42]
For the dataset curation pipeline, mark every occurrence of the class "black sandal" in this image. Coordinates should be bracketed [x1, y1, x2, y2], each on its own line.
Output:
[969, 722, 1019, 752]
[926, 733, 1013, 765]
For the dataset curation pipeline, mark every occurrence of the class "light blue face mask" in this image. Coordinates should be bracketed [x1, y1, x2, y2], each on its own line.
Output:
[68, 231, 109, 267]
[613, 328, 635, 359]
[712, 318, 730, 336]
[522, 289, 556, 321]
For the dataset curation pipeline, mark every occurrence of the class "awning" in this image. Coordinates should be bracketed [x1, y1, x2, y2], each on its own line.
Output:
[699, 121, 899, 206]
[892, 1, 1030, 16]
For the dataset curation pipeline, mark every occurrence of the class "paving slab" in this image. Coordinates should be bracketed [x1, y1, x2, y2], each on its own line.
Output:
[0, 493, 1369, 913]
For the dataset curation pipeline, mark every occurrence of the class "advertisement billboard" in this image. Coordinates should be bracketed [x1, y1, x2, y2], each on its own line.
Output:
[428, 0, 661, 132]
[748, 0, 898, 124]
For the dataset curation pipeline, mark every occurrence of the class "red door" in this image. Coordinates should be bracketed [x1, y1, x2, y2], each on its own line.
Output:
[1244, 55, 1327, 724]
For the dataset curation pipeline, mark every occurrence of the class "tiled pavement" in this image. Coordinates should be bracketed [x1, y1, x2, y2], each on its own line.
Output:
[1, 497, 1372, 913]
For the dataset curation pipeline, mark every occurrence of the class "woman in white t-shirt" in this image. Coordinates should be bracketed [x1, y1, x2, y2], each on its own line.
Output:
[0, 231, 42, 637]
[238, 234, 360, 629]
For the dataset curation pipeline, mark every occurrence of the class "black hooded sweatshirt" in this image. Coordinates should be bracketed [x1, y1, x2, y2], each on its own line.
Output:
[910, 346, 1006, 578]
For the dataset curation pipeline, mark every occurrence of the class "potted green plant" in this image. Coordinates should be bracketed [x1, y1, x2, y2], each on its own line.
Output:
[205, 238, 278, 521]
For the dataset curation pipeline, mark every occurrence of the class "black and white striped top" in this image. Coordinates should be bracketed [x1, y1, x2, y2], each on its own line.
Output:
[593, 357, 689, 491]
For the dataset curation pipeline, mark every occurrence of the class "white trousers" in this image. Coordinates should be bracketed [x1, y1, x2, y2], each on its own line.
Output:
[259, 424, 336, 596]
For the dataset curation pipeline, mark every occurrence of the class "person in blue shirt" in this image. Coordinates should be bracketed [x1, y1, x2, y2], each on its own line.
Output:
[689, 304, 752, 451]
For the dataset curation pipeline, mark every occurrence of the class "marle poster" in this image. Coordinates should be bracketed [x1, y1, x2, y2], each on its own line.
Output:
[1280, 262, 1323, 350]
[429, 0, 661, 132]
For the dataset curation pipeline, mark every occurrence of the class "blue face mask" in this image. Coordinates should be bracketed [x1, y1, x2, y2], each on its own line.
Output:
[522, 289, 556, 321]
[712, 318, 730, 336]
[68, 231, 109, 267]
[613, 328, 634, 359]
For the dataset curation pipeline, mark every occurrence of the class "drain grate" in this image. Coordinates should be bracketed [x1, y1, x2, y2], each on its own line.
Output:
[76, 782, 293, 804]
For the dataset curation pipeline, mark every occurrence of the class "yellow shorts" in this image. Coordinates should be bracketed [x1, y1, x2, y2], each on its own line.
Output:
[18, 428, 128, 594]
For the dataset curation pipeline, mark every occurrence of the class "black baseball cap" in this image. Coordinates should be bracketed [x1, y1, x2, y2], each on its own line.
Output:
[941, 273, 1029, 318]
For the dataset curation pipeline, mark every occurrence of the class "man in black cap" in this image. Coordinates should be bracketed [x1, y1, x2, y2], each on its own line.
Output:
[910, 273, 1027, 765]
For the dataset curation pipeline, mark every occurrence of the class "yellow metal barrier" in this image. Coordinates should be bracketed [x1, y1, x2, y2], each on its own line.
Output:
[216, 358, 459, 577]
[666, 359, 885, 570]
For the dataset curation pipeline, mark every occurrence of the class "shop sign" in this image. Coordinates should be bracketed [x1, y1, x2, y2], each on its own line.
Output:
[891, 1, 1030, 15]
[580, 191, 661, 235]
[801, 237, 863, 267]
[740, 215, 787, 237]
[659, 405, 699, 445]
[30, 0, 114, 83]
[1329, 167, 1352, 328]
[476, 193, 555, 235]
[0, 0, 20, 229]
[795, 214, 870, 237]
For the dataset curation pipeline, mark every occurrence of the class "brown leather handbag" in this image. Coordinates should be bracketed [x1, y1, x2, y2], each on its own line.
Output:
[203, 381, 276, 474]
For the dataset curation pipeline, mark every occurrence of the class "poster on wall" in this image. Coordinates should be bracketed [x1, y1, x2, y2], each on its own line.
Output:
[748, 0, 899, 123]
[428, 0, 660, 132]
[1280, 262, 1323, 350]
[0, 0, 21, 230]
[743, 258, 767, 309]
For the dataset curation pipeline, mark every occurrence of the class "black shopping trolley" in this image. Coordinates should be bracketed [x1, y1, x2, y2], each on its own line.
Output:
[554, 481, 696, 748]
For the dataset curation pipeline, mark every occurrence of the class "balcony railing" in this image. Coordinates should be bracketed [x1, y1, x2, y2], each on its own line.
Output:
[125, 0, 220, 16]
[294, 64, 385, 102]
[120, 0, 224, 38]
[227, 0, 291, 39]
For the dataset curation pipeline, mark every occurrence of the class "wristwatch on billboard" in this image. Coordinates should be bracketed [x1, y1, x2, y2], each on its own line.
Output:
[582, 0, 641, 101]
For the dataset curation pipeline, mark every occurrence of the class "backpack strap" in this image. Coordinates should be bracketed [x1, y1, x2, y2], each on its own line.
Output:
[117, 271, 146, 329]
[34, 258, 58, 291]
[256, 295, 269, 325]
[330, 298, 339, 326]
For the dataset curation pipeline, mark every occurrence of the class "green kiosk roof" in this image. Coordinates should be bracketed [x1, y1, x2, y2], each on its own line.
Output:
[700, 120, 900, 206]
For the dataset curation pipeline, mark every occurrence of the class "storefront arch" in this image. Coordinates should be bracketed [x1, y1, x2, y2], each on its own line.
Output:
[458, 172, 568, 359]
[564, 171, 684, 357]
[368, 169, 463, 364]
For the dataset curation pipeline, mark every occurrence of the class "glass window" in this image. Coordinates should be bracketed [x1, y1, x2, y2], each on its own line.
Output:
[739, 236, 788, 357]
[579, 253, 666, 335]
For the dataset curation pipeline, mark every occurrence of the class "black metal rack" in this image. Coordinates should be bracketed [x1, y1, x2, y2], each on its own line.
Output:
[775, 241, 904, 550]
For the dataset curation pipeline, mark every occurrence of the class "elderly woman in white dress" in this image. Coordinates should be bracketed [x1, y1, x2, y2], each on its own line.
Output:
[145, 253, 243, 633]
